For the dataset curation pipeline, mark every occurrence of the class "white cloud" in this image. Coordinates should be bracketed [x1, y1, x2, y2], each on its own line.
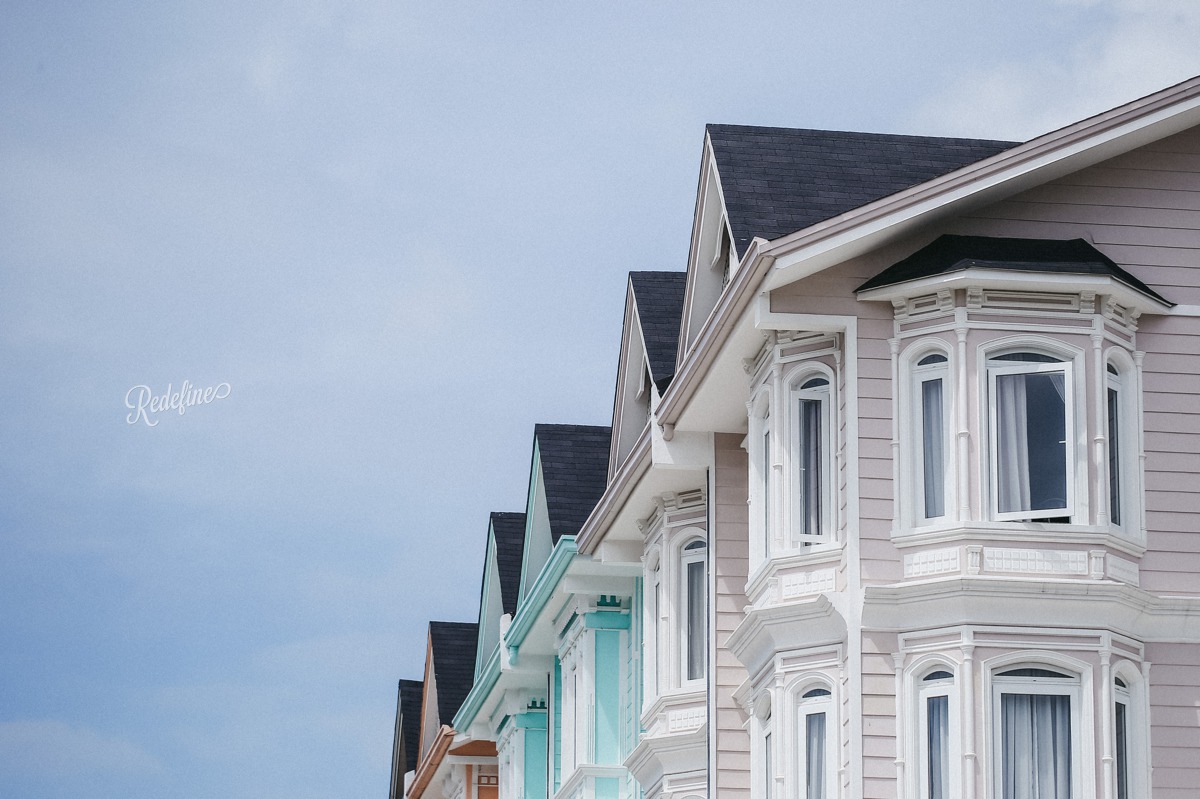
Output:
[908, 0, 1200, 140]
[0, 720, 163, 776]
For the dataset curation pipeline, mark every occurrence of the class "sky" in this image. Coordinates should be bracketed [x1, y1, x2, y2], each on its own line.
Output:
[2, 1, 1199, 797]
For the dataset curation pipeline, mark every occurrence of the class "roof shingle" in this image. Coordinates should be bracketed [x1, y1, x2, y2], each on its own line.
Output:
[706, 125, 1018, 254]
[629, 272, 687, 392]
[533, 424, 612, 542]
[428, 621, 478, 725]
[490, 511, 526, 617]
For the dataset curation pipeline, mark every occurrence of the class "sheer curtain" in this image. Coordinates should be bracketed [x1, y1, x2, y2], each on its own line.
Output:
[1001, 693, 1071, 799]
[921, 378, 945, 519]
[927, 695, 949, 799]
[806, 712, 826, 799]
[996, 374, 1030, 514]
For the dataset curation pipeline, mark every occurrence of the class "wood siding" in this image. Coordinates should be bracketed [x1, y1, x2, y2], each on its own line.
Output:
[1146, 643, 1200, 797]
[713, 433, 751, 799]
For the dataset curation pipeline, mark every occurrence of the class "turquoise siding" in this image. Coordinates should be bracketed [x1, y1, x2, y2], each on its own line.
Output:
[594, 628, 621, 764]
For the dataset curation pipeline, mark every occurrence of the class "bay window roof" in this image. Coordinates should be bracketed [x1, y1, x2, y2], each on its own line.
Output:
[856, 234, 1173, 311]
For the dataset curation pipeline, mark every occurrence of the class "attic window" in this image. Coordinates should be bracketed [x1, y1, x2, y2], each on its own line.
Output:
[712, 223, 732, 287]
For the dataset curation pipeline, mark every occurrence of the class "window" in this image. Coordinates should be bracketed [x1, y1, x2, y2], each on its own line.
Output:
[791, 375, 833, 545]
[919, 670, 955, 799]
[681, 539, 707, 682]
[993, 667, 1080, 799]
[1114, 677, 1129, 799]
[797, 687, 833, 799]
[987, 352, 1075, 521]
[913, 353, 949, 524]
[1106, 362, 1127, 530]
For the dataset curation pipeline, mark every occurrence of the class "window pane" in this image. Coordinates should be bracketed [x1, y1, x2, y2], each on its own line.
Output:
[1115, 701, 1128, 799]
[922, 378, 945, 519]
[927, 695, 949, 799]
[806, 712, 826, 799]
[996, 372, 1067, 515]
[764, 731, 773, 799]
[685, 559, 705, 680]
[1108, 387, 1122, 526]
[798, 398, 823, 536]
[1001, 693, 1071, 799]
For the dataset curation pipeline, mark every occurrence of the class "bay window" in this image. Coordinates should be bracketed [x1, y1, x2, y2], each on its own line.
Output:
[987, 352, 1076, 522]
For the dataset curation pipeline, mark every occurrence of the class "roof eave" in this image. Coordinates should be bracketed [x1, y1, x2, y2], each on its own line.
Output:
[759, 75, 1200, 291]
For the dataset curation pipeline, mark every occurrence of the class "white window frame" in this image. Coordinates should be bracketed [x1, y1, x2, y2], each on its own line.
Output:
[901, 345, 953, 530]
[1110, 663, 1149, 799]
[643, 556, 662, 705]
[795, 683, 836, 799]
[1104, 350, 1143, 541]
[984, 345, 1084, 523]
[786, 368, 836, 547]
[989, 664, 1086, 799]
[917, 667, 958, 799]
[680, 536, 707, 685]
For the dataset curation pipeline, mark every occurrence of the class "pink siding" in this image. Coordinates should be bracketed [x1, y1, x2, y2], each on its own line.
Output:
[861, 636, 898, 799]
[713, 433, 750, 799]
[1146, 643, 1200, 797]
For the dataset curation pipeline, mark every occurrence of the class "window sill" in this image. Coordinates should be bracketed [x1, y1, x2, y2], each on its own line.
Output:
[892, 521, 1146, 559]
[747, 543, 845, 606]
[640, 688, 706, 738]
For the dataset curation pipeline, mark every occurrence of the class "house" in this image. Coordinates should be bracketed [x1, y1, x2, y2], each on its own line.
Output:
[393, 75, 1200, 799]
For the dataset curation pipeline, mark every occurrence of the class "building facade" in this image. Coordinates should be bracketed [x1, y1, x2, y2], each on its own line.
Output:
[394, 76, 1200, 799]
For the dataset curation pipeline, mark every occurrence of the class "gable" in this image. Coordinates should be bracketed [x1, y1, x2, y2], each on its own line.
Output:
[428, 621, 478, 725]
[610, 273, 687, 476]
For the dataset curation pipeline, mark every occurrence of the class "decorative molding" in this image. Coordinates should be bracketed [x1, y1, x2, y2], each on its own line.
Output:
[903, 547, 960, 578]
[666, 706, 706, 733]
[780, 568, 836, 599]
[1106, 554, 1140, 586]
[983, 547, 1089, 576]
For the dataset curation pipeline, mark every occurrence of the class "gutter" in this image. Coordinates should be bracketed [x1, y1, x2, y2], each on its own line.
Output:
[407, 725, 455, 799]
[504, 537, 577, 659]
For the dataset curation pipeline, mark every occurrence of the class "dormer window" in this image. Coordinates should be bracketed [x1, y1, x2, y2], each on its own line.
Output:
[712, 223, 732, 287]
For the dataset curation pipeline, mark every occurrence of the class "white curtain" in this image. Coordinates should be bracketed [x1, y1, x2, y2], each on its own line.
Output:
[921, 379, 945, 519]
[996, 374, 1030, 514]
[927, 695, 949, 799]
[806, 712, 826, 799]
[1001, 693, 1071, 799]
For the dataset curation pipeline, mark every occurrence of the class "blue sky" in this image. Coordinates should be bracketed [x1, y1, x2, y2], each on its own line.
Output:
[2, 2, 1198, 797]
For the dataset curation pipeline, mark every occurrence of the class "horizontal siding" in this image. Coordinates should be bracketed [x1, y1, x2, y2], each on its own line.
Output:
[1147, 642, 1200, 798]
[713, 433, 750, 799]
[861, 649, 897, 799]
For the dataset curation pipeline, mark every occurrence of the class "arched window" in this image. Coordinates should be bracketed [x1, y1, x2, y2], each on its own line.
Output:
[797, 685, 834, 799]
[919, 669, 955, 799]
[790, 374, 834, 546]
[992, 666, 1081, 799]
[681, 539, 707, 682]
[913, 351, 950, 525]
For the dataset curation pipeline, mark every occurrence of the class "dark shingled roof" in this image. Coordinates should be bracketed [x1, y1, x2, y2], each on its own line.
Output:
[398, 678, 424, 774]
[706, 125, 1019, 254]
[629, 272, 687, 392]
[855, 234, 1172, 306]
[534, 424, 612, 543]
[490, 511, 527, 617]
[428, 621, 478, 725]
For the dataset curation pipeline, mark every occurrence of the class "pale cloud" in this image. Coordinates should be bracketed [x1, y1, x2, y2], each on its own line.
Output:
[908, 0, 1200, 139]
[0, 720, 163, 776]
